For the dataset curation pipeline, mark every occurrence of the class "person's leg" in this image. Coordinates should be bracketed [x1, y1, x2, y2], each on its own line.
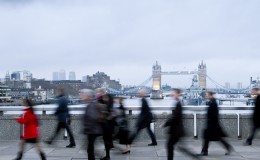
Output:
[246, 127, 257, 145]
[219, 138, 233, 155]
[34, 143, 46, 160]
[128, 128, 141, 145]
[177, 139, 200, 159]
[47, 122, 62, 144]
[14, 140, 26, 160]
[65, 125, 76, 146]
[167, 136, 174, 160]
[146, 125, 157, 145]
[87, 134, 97, 160]
[201, 139, 210, 155]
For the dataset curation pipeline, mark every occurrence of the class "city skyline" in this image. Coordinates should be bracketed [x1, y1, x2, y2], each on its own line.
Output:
[0, 0, 260, 88]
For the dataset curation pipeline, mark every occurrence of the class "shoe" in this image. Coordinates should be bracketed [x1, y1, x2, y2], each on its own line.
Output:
[100, 157, 110, 160]
[122, 150, 131, 154]
[225, 146, 234, 155]
[197, 152, 208, 156]
[66, 144, 76, 148]
[244, 140, 252, 146]
[148, 143, 157, 146]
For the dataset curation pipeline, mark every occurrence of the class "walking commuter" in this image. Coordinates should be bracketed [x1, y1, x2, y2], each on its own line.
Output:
[128, 89, 157, 146]
[197, 91, 233, 156]
[160, 89, 199, 160]
[98, 93, 116, 160]
[14, 99, 46, 160]
[113, 97, 130, 154]
[46, 88, 76, 148]
[81, 89, 106, 160]
[245, 88, 260, 145]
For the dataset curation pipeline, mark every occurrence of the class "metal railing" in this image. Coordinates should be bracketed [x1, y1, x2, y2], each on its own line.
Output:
[0, 105, 255, 139]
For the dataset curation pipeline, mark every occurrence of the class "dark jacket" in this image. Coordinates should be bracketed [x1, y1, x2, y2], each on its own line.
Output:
[54, 95, 69, 123]
[204, 98, 226, 141]
[83, 102, 106, 135]
[253, 95, 260, 127]
[136, 98, 153, 129]
[164, 100, 185, 138]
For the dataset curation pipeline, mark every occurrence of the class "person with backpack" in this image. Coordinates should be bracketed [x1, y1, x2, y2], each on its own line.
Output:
[14, 99, 46, 160]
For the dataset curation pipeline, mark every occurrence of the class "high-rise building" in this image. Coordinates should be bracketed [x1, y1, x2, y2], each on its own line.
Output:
[225, 82, 231, 89]
[82, 76, 87, 82]
[198, 61, 207, 89]
[59, 70, 66, 80]
[11, 72, 21, 81]
[69, 71, 76, 80]
[23, 70, 32, 82]
[53, 72, 59, 81]
[237, 82, 242, 89]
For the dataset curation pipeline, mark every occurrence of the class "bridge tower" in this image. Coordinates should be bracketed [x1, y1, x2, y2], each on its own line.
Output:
[198, 61, 207, 89]
[151, 61, 163, 99]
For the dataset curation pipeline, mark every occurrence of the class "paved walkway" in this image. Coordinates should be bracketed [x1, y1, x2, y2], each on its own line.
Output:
[0, 139, 260, 160]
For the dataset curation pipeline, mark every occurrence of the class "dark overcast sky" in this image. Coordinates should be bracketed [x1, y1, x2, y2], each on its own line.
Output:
[0, 0, 260, 88]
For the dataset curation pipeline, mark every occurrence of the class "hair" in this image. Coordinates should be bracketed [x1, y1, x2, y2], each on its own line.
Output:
[173, 88, 182, 94]
[206, 91, 216, 96]
[23, 98, 35, 114]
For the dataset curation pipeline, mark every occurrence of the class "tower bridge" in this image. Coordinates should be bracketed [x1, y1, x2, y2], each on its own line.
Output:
[151, 61, 206, 99]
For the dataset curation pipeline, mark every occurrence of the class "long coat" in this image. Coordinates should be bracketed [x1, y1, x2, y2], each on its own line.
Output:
[54, 95, 70, 123]
[164, 100, 185, 138]
[204, 98, 226, 141]
[16, 108, 39, 139]
[253, 95, 260, 127]
[136, 98, 153, 129]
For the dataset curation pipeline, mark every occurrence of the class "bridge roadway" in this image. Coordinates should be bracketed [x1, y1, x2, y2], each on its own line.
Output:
[0, 139, 260, 160]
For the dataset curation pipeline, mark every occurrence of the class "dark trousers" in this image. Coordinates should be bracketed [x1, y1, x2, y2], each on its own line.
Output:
[50, 122, 75, 145]
[202, 138, 230, 153]
[87, 134, 99, 160]
[129, 125, 157, 144]
[247, 127, 259, 143]
[167, 136, 198, 160]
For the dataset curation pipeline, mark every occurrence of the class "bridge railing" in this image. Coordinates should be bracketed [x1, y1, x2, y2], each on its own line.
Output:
[0, 105, 255, 139]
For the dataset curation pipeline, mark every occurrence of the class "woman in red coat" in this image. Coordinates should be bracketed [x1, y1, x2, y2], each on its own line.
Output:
[14, 99, 46, 160]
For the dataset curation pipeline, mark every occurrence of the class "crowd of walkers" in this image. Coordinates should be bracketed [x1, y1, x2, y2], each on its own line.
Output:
[12, 87, 260, 160]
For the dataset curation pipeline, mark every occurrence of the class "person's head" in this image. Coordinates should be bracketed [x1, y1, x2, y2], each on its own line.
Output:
[23, 98, 34, 113]
[56, 88, 65, 96]
[172, 88, 182, 98]
[79, 89, 95, 102]
[95, 88, 106, 99]
[251, 88, 260, 96]
[138, 89, 146, 98]
[206, 91, 215, 100]
[118, 97, 124, 104]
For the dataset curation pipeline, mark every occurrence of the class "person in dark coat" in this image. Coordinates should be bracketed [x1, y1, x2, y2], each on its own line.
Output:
[161, 89, 199, 160]
[81, 89, 106, 160]
[96, 89, 115, 160]
[198, 91, 233, 156]
[113, 97, 130, 154]
[128, 89, 157, 146]
[46, 88, 76, 148]
[246, 88, 260, 145]
[14, 99, 46, 160]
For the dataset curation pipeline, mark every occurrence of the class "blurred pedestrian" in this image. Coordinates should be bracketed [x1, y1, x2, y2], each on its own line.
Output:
[98, 92, 116, 160]
[160, 89, 199, 160]
[197, 91, 233, 156]
[128, 89, 157, 146]
[113, 97, 130, 154]
[46, 88, 76, 148]
[245, 88, 260, 145]
[81, 89, 106, 160]
[14, 99, 46, 160]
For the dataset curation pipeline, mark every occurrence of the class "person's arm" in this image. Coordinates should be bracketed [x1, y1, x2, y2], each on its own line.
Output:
[16, 112, 32, 124]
